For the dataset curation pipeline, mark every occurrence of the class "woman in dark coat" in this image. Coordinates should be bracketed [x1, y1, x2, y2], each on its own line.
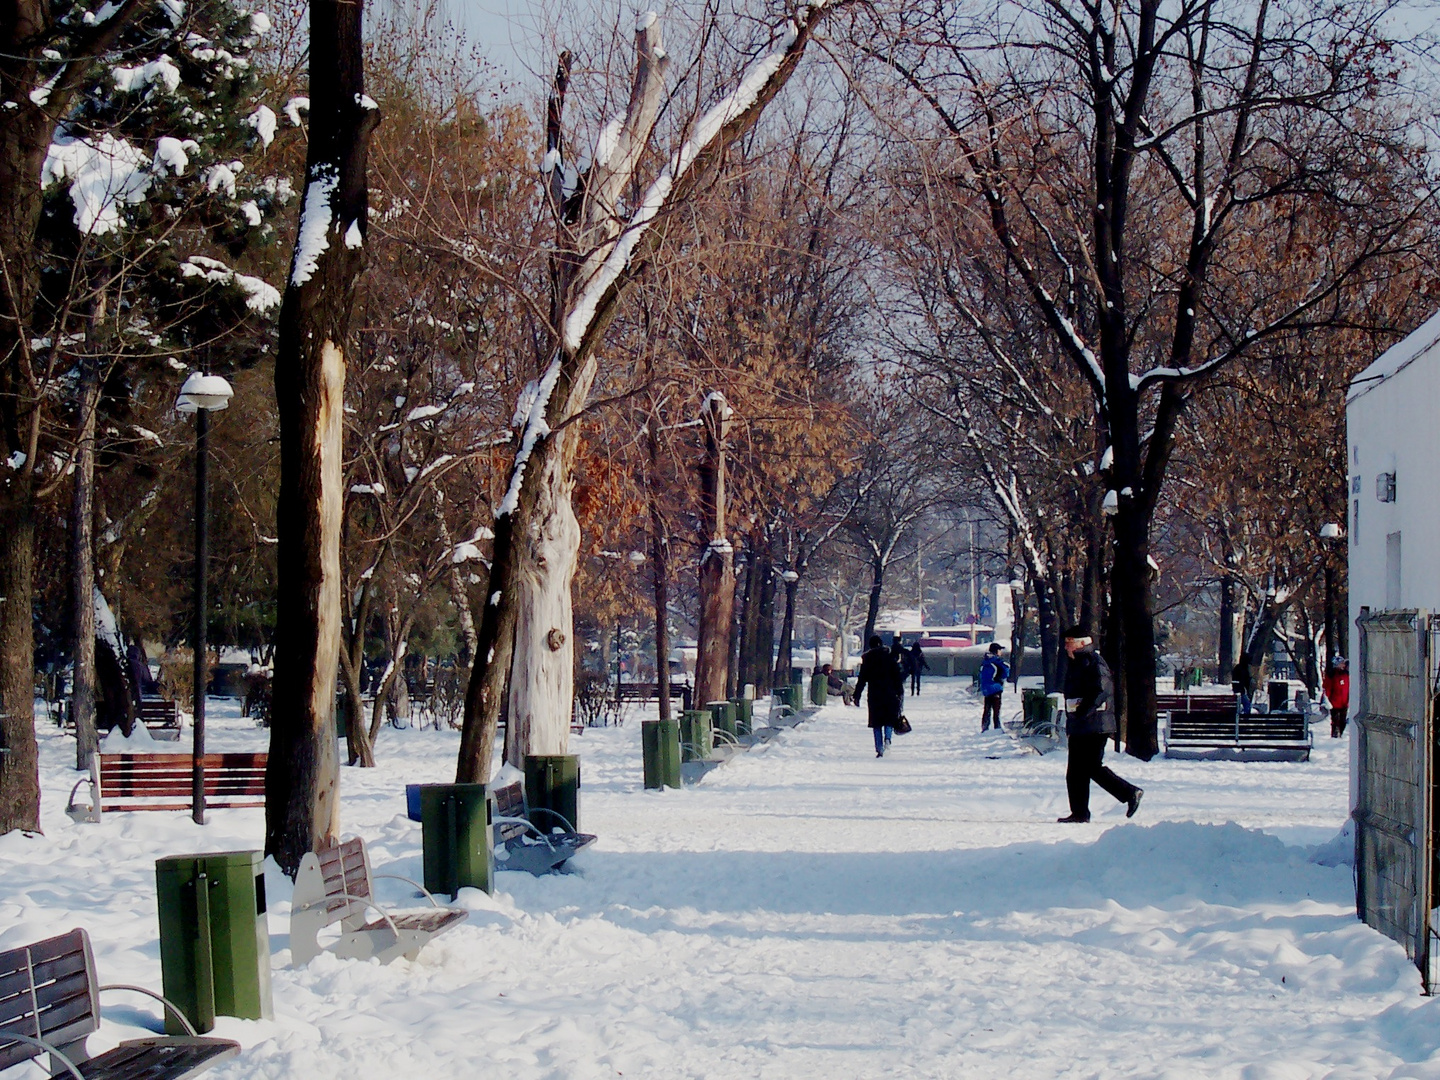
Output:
[852, 635, 904, 757]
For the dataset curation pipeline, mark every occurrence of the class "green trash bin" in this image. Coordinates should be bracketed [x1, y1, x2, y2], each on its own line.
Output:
[525, 754, 581, 832]
[810, 673, 828, 706]
[420, 783, 493, 899]
[709, 700, 737, 739]
[156, 850, 272, 1035]
[642, 718, 681, 789]
[1022, 687, 1053, 729]
[680, 709, 712, 762]
[791, 681, 807, 711]
[730, 697, 753, 736]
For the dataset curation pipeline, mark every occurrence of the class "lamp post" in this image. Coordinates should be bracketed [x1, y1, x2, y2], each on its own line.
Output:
[176, 373, 233, 823]
[1319, 522, 1343, 671]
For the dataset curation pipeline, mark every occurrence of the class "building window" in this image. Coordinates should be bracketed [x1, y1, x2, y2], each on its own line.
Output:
[1351, 475, 1361, 495]
[1376, 472, 1397, 502]
[1353, 498, 1360, 544]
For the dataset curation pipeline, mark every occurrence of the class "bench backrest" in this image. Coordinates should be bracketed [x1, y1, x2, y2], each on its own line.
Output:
[309, 838, 374, 926]
[97, 752, 266, 807]
[491, 782, 530, 843]
[1156, 694, 1236, 712]
[0, 929, 98, 1071]
[138, 698, 181, 727]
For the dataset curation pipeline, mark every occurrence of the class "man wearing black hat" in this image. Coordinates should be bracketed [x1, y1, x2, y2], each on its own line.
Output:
[1057, 626, 1142, 823]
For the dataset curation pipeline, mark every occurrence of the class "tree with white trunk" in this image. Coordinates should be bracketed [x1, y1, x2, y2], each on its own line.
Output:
[456, 2, 856, 783]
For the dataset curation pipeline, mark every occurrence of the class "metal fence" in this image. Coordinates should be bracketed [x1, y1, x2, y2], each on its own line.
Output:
[1353, 610, 1437, 992]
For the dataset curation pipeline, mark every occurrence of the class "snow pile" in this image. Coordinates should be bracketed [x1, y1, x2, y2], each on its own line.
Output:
[43, 134, 155, 234]
[246, 105, 277, 148]
[290, 167, 336, 285]
[112, 56, 181, 95]
[7, 683, 1437, 1078]
[180, 256, 281, 313]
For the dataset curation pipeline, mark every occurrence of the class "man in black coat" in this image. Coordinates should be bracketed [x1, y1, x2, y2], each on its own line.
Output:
[908, 641, 929, 695]
[1057, 626, 1143, 823]
[853, 635, 904, 757]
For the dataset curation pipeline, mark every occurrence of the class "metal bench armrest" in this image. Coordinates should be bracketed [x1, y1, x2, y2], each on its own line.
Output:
[527, 807, 579, 835]
[371, 873, 444, 909]
[65, 775, 94, 819]
[493, 814, 556, 849]
[0, 1031, 86, 1079]
[99, 982, 200, 1037]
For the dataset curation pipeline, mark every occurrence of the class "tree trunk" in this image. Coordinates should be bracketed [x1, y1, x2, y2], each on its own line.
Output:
[755, 553, 777, 695]
[266, 0, 377, 877]
[862, 554, 884, 647]
[503, 440, 582, 769]
[737, 534, 760, 691]
[1009, 579, 1026, 690]
[646, 417, 671, 721]
[727, 571, 744, 698]
[70, 349, 99, 771]
[1218, 569, 1237, 683]
[1111, 504, 1158, 760]
[773, 576, 798, 685]
[693, 394, 733, 706]
[0, 491, 37, 831]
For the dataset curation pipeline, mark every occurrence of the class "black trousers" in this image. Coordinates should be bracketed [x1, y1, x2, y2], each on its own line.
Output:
[910, 672, 922, 694]
[981, 693, 1002, 730]
[1066, 733, 1138, 818]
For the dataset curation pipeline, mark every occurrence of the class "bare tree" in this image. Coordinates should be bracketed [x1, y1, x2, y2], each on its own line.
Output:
[866, 0, 1437, 756]
[457, 3, 855, 783]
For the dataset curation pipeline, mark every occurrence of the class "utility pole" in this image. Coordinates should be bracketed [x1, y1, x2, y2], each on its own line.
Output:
[694, 393, 734, 706]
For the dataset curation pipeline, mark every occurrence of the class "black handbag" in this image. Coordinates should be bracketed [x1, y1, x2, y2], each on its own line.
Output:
[893, 715, 912, 735]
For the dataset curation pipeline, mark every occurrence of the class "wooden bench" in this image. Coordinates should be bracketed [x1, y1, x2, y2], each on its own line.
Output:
[0, 928, 239, 1079]
[615, 681, 693, 707]
[491, 780, 596, 875]
[1162, 697, 1312, 761]
[59, 696, 184, 741]
[292, 836, 467, 966]
[66, 752, 267, 822]
[138, 696, 183, 740]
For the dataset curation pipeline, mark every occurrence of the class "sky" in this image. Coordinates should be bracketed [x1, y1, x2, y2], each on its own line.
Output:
[455, 0, 554, 87]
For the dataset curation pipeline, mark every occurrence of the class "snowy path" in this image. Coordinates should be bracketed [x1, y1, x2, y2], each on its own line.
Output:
[5, 682, 1440, 1078]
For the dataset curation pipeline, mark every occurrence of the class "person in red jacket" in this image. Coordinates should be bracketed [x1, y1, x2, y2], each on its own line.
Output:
[1324, 656, 1351, 738]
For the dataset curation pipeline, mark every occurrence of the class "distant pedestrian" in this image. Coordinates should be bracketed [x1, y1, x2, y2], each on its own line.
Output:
[823, 663, 852, 706]
[979, 643, 1009, 732]
[1232, 654, 1255, 716]
[1057, 626, 1142, 823]
[1324, 656, 1350, 738]
[853, 635, 904, 757]
[908, 642, 930, 695]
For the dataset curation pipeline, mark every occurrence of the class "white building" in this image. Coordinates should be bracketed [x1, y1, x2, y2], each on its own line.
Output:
[1345, 310, 1440, 637]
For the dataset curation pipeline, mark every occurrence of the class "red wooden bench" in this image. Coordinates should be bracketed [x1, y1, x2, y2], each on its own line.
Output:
[66, 752, 267, 822]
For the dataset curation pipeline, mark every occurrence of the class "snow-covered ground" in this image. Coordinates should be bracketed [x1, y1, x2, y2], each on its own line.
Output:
[6, 681, 1440, 1078]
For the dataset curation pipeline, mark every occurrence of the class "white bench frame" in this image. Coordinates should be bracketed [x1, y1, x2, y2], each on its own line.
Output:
[291, 836, 467, 966]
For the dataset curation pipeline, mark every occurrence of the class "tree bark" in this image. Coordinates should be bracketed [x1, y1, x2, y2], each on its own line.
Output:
[1218, 568, 1237, 684]
[862, 554, 884, 646]
[754, 552, 777, 695]
[266, 0, 378, 877]
[694, 394, 733, 706]
[773, 575, 799, 685]
[646, 414, 672, 721]
[70, 349, 99, 771]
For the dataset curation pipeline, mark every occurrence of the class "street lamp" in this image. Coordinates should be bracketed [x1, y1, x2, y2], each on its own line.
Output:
[1319, 522, 1343, 673]
[176, 372, 233, 824]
